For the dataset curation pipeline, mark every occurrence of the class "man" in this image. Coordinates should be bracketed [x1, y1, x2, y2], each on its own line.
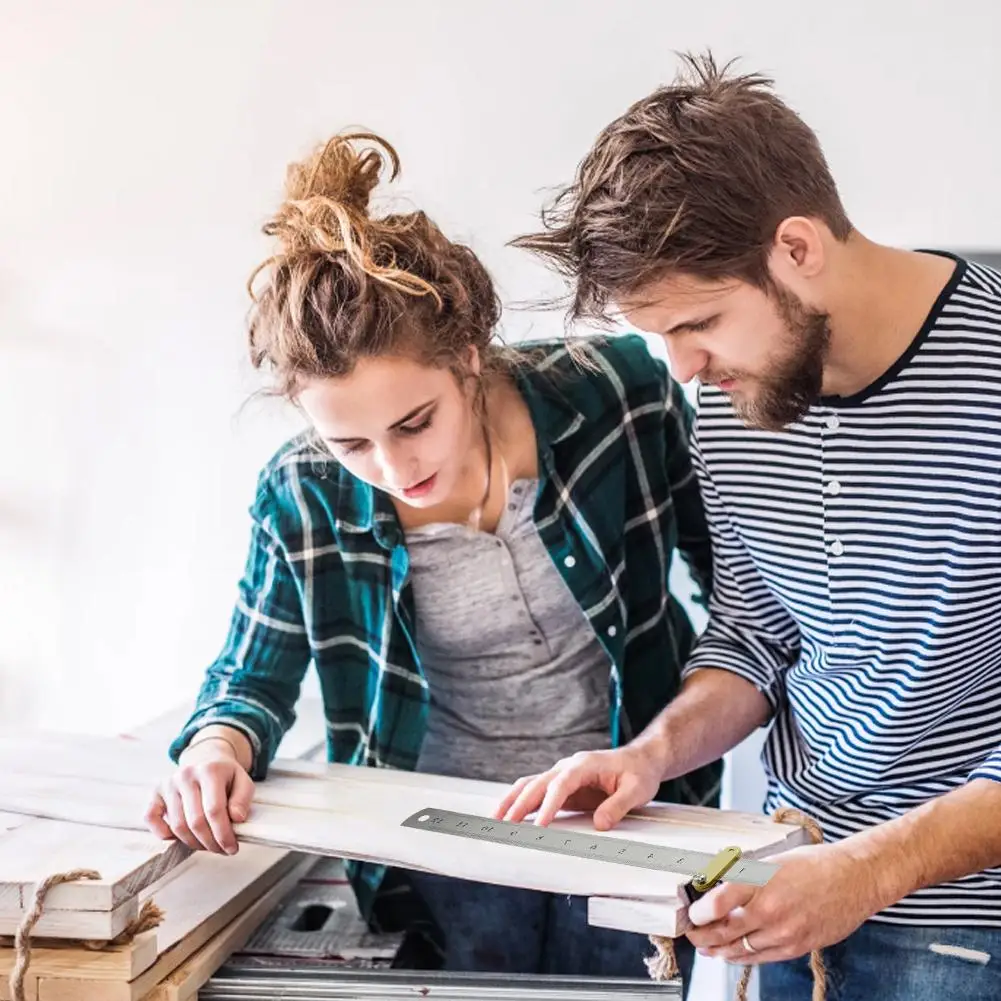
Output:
[497, 54, 1001, 1000]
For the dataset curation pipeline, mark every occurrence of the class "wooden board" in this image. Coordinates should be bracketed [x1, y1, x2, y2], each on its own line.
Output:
[0, 821, 188, 913]
[589, 896, 693, 938]
[0, 930, 158, 985]
[140, 856, 315, 1001]
[21, 851, 305, 1001]
[0, 729, 808, 936]
[0, 895, 138, 941]
[32, 857, 313, 1001]
[0, 846, 297, 990]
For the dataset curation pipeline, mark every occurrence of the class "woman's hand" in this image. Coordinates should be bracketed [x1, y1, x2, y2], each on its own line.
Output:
[145, 734, 255, 855]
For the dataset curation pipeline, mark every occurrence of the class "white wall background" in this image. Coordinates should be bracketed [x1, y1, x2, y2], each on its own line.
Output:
[4, 0, 999, 734]
[2, 3, 999, 996]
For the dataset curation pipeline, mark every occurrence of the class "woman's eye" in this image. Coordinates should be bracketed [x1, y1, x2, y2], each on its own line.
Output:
[399, 412, 434, 436]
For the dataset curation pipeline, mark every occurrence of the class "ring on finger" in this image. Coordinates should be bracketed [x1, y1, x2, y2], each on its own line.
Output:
[741, 934, 757, 954]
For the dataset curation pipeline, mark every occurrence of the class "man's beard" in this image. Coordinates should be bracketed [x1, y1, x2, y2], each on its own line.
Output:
[726, 290, 831, 432]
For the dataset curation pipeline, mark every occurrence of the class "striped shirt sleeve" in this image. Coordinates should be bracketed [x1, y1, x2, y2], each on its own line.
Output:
[169, 480, 312, 779]
[681, 422, 801, 712]
[971, 752, 1001, 785]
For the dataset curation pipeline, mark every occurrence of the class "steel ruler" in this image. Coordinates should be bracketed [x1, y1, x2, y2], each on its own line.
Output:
[401, 807, 777, 898]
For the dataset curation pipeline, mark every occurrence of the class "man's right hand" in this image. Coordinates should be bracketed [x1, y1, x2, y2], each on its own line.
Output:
[494, 741, 666, 830]
[145, 735, 255, 855]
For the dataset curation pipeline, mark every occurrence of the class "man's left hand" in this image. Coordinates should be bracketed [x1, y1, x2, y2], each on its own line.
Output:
[686, 842, 885, 965]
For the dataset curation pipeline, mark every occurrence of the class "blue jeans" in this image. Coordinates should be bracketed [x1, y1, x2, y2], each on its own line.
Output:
[408, 870, 694, 989]
[760, 921, 1001, 1001]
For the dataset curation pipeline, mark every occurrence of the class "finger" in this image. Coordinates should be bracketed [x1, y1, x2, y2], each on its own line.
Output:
[704, 930, 795, 966]
[200, 774, 238, 855]
[161, 785, 202, 852]
[688, 881, 756, 926]
[685, 906, 755, 950]
[535, 767, 595, 827]
[502, 773, 555, 823]
[494, 775, 535, 820]
[178, 779, 225, 854]
[228, 768, 255, 825]
[144, 793, 173, 841]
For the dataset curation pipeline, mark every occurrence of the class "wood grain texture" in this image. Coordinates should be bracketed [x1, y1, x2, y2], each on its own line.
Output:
[0, 930, 158, 983]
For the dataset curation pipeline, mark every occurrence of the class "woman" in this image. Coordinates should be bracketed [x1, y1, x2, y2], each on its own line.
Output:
[146, 131, 717, 980]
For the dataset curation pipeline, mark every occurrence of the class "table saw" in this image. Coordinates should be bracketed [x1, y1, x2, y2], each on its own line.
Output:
[200, 858, 681, 1000]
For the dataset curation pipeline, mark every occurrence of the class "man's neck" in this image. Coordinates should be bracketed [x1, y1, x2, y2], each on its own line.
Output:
[820, 237, 957, 399]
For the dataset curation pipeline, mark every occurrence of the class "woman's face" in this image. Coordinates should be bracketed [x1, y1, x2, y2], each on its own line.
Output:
[297, 354, 479, 507]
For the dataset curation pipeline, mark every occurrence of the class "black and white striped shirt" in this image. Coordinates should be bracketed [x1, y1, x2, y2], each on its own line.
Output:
[685, 253, 1001, 925]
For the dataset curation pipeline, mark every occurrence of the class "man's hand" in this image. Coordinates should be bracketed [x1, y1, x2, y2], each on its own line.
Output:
[686, 841, 882, 964]
[494, 742, 666, 829]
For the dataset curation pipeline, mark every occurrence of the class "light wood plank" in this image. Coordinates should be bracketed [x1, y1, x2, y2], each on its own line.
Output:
[140, 856, 314, 1001]
[0, 897, 137, 940]
[0, 730, 809, 937]
[589, 896, 692, 938]
[140, 846, 297, 962]
[0, 821, 187, 912]
[0, 930, 158, 983]
[34, 857, 312, 1001]
[0, 847, 294, 987]
[0, 973, 38, 1001]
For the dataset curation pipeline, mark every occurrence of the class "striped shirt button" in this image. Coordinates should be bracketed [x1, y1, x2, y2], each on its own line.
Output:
[829, 539, 845, 557]
[826, 480, 841, 496]
[827, 414, 840, 431]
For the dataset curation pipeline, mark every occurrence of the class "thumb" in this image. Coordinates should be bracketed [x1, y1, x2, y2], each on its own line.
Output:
[593, 777, 646, 831]
[228, 768, 255, 823]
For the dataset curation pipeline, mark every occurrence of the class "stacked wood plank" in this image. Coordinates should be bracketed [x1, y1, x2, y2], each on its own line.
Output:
[0, 703, 327, 1000]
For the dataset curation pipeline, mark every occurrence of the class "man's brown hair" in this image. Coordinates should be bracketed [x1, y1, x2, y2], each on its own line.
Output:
[514, 53, 852, 324]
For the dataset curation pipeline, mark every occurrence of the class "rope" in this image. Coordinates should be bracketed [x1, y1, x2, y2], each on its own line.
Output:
[7, 870, 165, 1001]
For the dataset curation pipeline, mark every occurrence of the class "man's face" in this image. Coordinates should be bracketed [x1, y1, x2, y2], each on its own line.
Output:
[622, 274, 831, 431]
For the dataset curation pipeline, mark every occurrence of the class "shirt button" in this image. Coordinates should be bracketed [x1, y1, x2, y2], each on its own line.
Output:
[829, 539, 845, 557]
[607, 625, 617, 638]
[826, 480, 841, 496]
[564, 556, 576, 568]
[827, 415, 840, 431]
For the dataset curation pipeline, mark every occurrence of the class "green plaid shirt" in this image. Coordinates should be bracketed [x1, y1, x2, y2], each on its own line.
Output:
[171, 334, 720, 916]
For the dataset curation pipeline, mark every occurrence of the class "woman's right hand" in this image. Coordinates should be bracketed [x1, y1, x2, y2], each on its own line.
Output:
[145, 735, 256, 855]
